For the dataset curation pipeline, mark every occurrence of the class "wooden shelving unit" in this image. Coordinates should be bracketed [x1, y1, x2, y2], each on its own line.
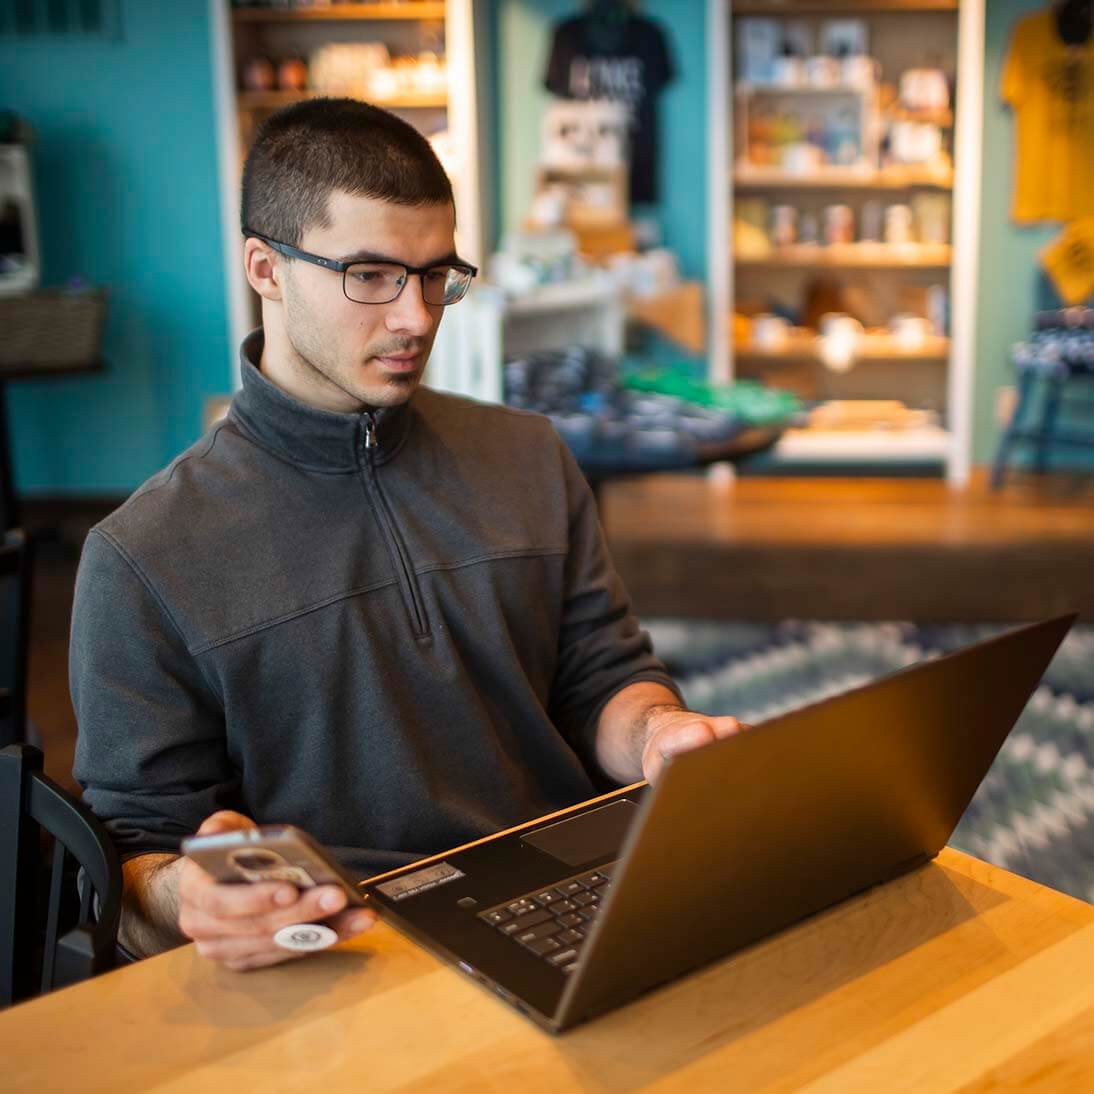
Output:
[886, 107, 954, 126]
[734, 332, 950, 367]
[707, 0, 980, 480]
[734, 165, 953, 190]
[773, 425, 951, 463]
[231, 3, 446, 23]
[735, 244, 952, 270]
[237, 89, 448, 111]
[732, 1, 958, 13]
[213, 0, 489, 371]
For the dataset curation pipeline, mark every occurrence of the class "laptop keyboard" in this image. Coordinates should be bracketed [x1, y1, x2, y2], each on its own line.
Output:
[477, 864, 616, 974]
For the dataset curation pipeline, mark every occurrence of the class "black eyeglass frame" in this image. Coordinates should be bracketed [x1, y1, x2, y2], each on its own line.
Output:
[243, 228, 478, 306]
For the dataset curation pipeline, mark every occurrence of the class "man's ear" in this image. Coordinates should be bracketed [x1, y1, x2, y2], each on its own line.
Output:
[244, 237, 284, 303]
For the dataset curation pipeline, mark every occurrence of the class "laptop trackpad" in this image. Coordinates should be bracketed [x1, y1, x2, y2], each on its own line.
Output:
[520, 800, 638, 868]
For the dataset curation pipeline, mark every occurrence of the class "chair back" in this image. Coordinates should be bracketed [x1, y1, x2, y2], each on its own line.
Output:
[0, 529, 33, 748]
[0, 744, 122, 1007]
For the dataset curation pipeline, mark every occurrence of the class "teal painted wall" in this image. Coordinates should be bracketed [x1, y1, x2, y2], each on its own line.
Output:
[1, 0, 232, 496]
[494, 0, 707, 281]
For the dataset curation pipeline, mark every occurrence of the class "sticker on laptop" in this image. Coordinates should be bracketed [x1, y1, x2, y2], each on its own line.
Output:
[375, 861, 466, 901]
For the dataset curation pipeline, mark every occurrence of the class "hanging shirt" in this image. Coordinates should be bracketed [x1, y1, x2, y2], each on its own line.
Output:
[544, 14, 675, 204]
[1002, 10, 1094, 224]
[1042, 217, 1094, 305]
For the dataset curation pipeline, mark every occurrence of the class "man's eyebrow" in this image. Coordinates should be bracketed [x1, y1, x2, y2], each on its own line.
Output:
[336, 248, 467, 266]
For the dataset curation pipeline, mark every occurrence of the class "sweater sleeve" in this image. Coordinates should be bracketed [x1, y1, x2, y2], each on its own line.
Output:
[547, 438, 683, 774]
[70, 529, 240, 858]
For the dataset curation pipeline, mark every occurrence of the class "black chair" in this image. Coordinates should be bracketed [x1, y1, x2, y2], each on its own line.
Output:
[0, 744, 122, 1007]
[0, 528, 33, 748]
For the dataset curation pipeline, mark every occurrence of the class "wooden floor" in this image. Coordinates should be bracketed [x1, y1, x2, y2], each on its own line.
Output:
[19, 470, 1094, 791]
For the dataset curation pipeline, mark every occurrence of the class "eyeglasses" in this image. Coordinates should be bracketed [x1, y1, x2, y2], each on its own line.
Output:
[244, 229, 478, 306]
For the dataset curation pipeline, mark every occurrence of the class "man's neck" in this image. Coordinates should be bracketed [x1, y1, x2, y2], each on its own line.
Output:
[258, 326, 366, 415]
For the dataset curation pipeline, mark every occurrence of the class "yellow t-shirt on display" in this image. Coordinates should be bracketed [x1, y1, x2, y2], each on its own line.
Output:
[1041, 217, 1094, 305]
[1002, 10, 1094, 224]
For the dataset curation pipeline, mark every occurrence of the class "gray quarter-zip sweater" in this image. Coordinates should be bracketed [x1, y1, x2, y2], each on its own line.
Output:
[71, 331, 680, 879]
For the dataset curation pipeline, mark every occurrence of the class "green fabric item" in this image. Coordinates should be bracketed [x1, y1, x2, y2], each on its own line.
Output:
[623, 370, 802, 426]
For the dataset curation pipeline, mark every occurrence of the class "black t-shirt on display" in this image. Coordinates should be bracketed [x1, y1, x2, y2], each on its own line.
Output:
[544, 13, 675, 204]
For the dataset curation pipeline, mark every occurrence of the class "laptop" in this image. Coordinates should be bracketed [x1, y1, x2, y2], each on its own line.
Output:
[360, 614, 1076, 1033]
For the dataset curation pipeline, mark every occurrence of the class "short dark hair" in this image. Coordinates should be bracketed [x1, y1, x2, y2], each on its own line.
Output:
[240, 97, 454, 246]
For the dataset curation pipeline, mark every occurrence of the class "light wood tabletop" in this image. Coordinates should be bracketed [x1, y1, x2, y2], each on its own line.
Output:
[3, 847, 1093, 1092]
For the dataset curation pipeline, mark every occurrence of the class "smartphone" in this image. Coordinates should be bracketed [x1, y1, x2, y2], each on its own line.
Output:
[181, 825, 366, 907]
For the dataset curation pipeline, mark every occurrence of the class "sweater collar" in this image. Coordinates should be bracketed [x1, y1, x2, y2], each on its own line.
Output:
[229, 329, 413, 471]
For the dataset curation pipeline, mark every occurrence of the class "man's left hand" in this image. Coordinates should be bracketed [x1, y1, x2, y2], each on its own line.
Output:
[641, 708, 752, 785]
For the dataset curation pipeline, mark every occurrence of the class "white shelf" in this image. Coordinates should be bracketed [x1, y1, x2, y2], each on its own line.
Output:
[772, 427, 952, 463]
[736, 83, 873, 96]
[237, 90, 448, 111]
[734, 165, 954, 191]
[736, 244, 952, 270]
[735, 332, 950, 365]
[707, 0, 981, 483]
[500, 279, 620, 317]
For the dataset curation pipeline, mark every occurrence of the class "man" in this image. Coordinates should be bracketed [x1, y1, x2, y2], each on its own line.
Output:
[71, 99, 744, 972]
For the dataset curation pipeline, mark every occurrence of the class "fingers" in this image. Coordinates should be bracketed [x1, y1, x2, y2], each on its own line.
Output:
[180, 814, 374, 970]
[657, 715, 749, 756]
[179, 879, 352, 942]
[189, 903, 377, 973]
[709, 716, 749, 740]
[650, 720, 718, 768]
[642, 713, 753, 784]
[194, 935, 306, 970]
[323, 906, 378, 942]
[195, 810, 258, 836]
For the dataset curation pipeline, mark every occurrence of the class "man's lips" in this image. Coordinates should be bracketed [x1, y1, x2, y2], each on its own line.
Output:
[374, 352, 421, 373]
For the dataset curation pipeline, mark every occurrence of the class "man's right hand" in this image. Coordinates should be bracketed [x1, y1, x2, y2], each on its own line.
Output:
[176, 811, 377, 971]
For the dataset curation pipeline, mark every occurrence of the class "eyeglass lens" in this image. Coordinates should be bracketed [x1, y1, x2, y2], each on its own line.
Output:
[344, 263, 473, 306]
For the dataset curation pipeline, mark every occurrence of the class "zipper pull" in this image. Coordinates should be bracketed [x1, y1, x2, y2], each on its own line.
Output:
[363, 412, 378, 451]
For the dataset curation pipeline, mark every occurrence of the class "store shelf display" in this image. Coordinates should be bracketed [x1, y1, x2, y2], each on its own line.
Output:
[224, 0, 487, 339]
[503, 347, 772, 469]
[726, 4, 961, 471]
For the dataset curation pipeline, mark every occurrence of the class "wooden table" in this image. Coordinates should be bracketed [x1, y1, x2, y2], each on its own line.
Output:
[3, 848, 1093, 1091]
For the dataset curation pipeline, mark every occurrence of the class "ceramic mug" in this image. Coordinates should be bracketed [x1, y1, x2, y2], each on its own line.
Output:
[841, 55, 877, 89]
[805, 55, 841, 88]
[782, 142, 823, 175]
[772, 56, 805, 87]
[772, 204, 799, 247]
[817, 313, 863, 373]
[891, 314, 933, 350]
[884, 204, 915, 245]
[824, 204, 855, 245]
[752, 313, 791, 350]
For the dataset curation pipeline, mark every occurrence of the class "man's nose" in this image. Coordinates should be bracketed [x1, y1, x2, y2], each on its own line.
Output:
[385, 273, 436, 336]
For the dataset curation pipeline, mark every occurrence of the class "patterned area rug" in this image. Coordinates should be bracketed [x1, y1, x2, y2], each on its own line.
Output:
[646, 620, 1094, 904]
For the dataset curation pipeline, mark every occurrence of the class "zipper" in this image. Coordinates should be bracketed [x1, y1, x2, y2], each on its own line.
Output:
[359, 411, 429, 638]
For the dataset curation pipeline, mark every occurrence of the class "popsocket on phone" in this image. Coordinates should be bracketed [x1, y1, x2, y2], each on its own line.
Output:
[273, 923, 338, 952]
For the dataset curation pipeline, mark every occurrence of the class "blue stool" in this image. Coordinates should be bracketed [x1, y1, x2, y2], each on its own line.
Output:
[991, 309, 1094, 489]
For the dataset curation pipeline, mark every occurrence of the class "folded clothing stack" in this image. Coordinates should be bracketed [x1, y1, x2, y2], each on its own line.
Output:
[1017, 308, 1094, 377]
[503, 347, 745, 469]
[623, 369, 802, 427]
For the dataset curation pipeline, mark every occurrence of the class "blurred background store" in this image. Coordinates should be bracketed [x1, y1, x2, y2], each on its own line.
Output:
[1, 0, 1093, 901]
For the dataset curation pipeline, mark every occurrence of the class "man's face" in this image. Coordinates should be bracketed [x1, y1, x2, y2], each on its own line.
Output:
[278, 190, 456, 412]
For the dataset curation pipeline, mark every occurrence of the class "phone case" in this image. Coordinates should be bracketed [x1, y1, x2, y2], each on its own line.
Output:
[180, 825, 366, 905]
